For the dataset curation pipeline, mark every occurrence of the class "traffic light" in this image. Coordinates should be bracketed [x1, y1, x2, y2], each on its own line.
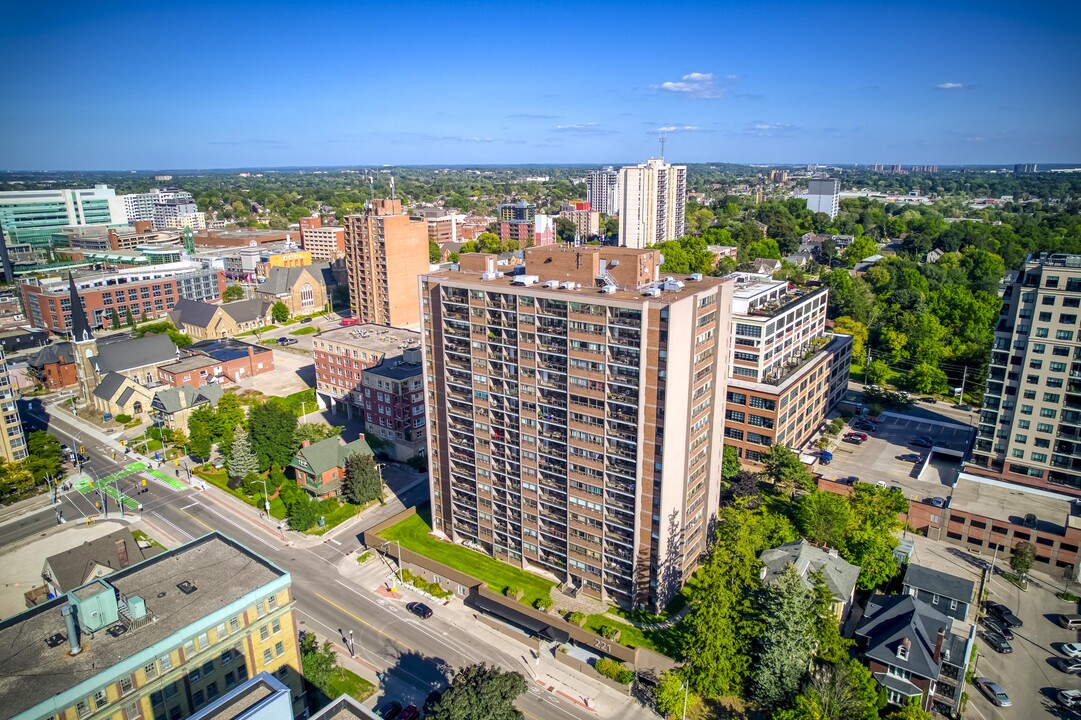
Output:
[80, 445, 85, 454]
[141, 478, 147, 487]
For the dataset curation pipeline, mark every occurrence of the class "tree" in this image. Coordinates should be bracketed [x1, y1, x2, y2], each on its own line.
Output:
[654, 671, 693, 718]
[831, 317, 867, 362]
[753, 564, 818, 707]
[23, 431, 64, 483]
[795, 491, 853, 550]
[343, 452, 382, 505]
[187, 407, 214, 459]
[904, 363, 948, 394]
[722, 445, 741, 481]
[222, 284, 245, 302]
[810, 572, 853, 665]
[271, 301, 290, 324]
[299, 632, 338, 691]
[864, 360, 891, 386]
[125, 307, 134, 328]
[0, 457, 36, 503]
[726, 470, 763, 506]
[294, 422, 343, 446]
[429, 239, 442, 263]
[226, 426, 259, 480]
[802, 660, 881, 720]
[764, 444, 815, 494]
[248, 400, 299, 470]
[286, 493, 319, 531]
[842, 236, 879, 267]
[1009, 540, 1036, 579]
[883, 698, 933, 720]
[110, 308, 121, 329]
[426, 662, 526, 720]
[555, 216, 577, 243]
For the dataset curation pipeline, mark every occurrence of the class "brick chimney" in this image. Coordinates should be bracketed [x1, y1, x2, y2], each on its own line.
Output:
[933, 627, 946, 663]
[116, 539, 130, 568]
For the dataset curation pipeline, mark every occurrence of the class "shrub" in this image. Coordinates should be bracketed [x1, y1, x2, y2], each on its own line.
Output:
[534, 595, 553, 611]
[594, 657, 634, 685]
[567, 612, 586, 626]
[597, 624, 620, 640]
[356, 551, 371, 565]
[115, 414, 132, 424]
[504, 585, 523, 600]
[407, 454, 428, 472]
[400, 568, 414, 583]
[414, 579, 431, 593]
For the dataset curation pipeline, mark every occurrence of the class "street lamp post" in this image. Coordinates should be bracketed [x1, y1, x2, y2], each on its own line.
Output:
[250, 477, 270, 519]
[348, 630, 354, 658]
[681, 681, 689, 720]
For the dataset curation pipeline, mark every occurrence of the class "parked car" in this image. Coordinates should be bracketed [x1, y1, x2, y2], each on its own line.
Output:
[376, 701, 403, 719]
[899, 453, 924, 463]
[975, 678, 1012, 707]
[845, 432, 869, 441]
[843, 436, 865, 445]
[1061, 642, 1081, 658]
[921, 396, 938, 404]
[398, 705, 420, 720]
[276, 337, 298, 346]
[1058, 689, 1081, 708]
[843, 476, 860, 485]
[876, 480, 887, 488]
[852, 420, 877, 431]
[300, 316, 313, 323]
[1056, 657, 1081, 674]
[985, 601, 1023, 628]
[910, 436, 935, 448]
[818, 450, 833, 465]
[930, 497, 947, 508]
[1023, 513, 1039, 529]
[982, 618, 1013, 640]
[407, 602, 433, 619]
[983, 630, 1013, 654]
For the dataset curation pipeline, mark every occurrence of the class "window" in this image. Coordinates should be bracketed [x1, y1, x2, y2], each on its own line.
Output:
[1018, 420, 1031, 429]
[206, 683, 219, 700]
[256, 600, 266, 617]
[1040, 312, 1053, 322]
[1021, 404, 1033, 415]
[897, 644, 909, 660]
[221, 650, 234, 665]
[301, 283, 315, 307]
[274, 641, 285, 657]
[1015, 434, 1028, 443]
[1036, 327, 1050, 338]
[1032, 452, 1048, 462]
[192, 690, 205, 708]
[77, 701, 91, 718]
[94, 689, 109, 709]
[120, 676, 134, 695]
[271, 619, 281, 634]
[267, 594, 278, 610]
[931, 594, 939, 605]
[144, 662, 159, 680]
[260, 624, 270, 641]
[202, 660, 214, 676]
[1038, 423, 1055, 433]
[1030, 360, 1044, 369]
[1044, 394, 1061, 404]
[1058, 330, 1075, 341]
[159, 654, 173, 672]
[1024, 390, 1037, 399]
[263, 649, 273, 664]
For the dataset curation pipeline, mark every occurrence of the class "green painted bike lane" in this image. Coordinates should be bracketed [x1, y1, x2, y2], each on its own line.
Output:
[73, 462, 188, 507]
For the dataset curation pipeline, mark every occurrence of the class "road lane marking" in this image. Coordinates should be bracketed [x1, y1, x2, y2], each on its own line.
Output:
[315, 593, 417, 652]
[194, 501, 279, 551]
[178, 506, 213, 532]
[151, 510, 194, 541]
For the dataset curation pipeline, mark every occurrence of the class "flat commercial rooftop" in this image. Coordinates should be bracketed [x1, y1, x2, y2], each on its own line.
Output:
[951, 472, 1075, 532]
[314, 324, 420, 354]
[0, 533, 286, 718]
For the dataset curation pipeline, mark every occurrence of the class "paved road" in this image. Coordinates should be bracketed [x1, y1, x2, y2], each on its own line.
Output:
[7, 401, 631, 720]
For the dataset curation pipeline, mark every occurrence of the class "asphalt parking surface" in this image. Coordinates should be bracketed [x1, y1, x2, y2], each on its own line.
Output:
[823, 414, 975, 504]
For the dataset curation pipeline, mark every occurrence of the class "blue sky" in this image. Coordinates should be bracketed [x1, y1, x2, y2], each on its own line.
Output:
[1, 0, 1078, 169]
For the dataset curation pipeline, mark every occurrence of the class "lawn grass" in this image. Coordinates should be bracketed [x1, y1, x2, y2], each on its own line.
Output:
[278, 387, 317, 415]
[322, 667, 375, 702]
[304, 499, 374, 536]
[131, 529, 167, 550]
[380, 507, 556, 606]
[236, 324, 277, 337]
[289, 326, 318, 336]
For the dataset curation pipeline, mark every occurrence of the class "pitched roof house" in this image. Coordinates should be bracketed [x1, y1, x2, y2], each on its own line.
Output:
[92, 371, 155, 418]
[855, 593, 975, 715]
[290, 435, 373, 499]
[168, 298, 273, 339]
[40, 528, 160, 597]
[902, 564, 976, 622]
[151, 383, 224, 431]
[750, 258, 782, 274]
[27, 342, 79, 390]
[759, 539, 860, 619]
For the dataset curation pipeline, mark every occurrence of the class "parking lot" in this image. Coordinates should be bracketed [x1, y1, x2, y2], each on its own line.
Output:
[822, 413, 975, 505]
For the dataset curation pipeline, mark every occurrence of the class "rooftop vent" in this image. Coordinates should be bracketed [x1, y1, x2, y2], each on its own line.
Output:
[688, 273, 703, 282]
[176, 581, 197, 595]
[44, 633, 66, 649]
[662, 279, 685, 292]
[544, 280, 560, 289]
[600, 285, 618, 294]
[481, 271, 501, 280]
[513, 275, 539, 286]
[643, 288, 662, 298]
[560, 281, 579, 290]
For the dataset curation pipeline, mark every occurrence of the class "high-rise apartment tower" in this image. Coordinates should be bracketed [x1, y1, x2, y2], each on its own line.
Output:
[806, 178, 841, 219]
[617, 159, 687, 249]
[585, 167, 620, 216]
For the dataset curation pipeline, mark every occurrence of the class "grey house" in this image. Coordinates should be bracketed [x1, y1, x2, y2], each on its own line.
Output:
[759, 539, 860, 620]
[902, 564, 975, 622]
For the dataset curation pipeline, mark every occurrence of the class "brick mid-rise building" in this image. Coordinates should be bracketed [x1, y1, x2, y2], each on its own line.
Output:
[422, 245, 734, 608]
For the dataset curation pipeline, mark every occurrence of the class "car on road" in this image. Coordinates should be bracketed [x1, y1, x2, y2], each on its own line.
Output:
[845, 432, 869, 441]
[300, 316, 313, 323]
[407, 602, 433, 619]
[843, 436, 865, 445]
[982, 618, 1013, 640]
[985, 601, 1023, 628]
[875, 480, 887, 488]
[376, 701, 403, 719]
[921, 396, 938, 404]
[1058, 689, 1081, 708]
[1062, 642, 1081, 658]
[398, 705, 420, 720]
[983, 630, 1013, 654]
[1056, 657, 1081, 674]
[930, 497, 947, 508]
[898, 453, 924, 463]
[975, 678, 1012, 707]
[276, 337, 298, 346]
[910, 435, 935, 448]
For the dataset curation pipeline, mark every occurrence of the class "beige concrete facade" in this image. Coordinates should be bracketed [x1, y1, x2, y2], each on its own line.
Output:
[421, 245, 733, 609]
[0, 348, 27, 462]
[301, 226, 345, 260]
[343, 199, 429, 330]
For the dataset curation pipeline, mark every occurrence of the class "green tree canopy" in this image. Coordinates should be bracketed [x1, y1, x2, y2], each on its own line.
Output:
[271, 301, 290, 323]
[764, 444, 815, 494]
[795, 491, 854, 550]
[248, 400, 299, 470]
[226, 426, 259, 480]
[722, 445, 741, 481]
[429, 239, 442, 263]
[426, 663, 527, 720]
[831, 316, 867, 362]
[343, 452, 382, 505]
[1009, 540, 1036, 578]
[23, 431, 64, 483]
[753, 564, 818, 707]
[222, 284, 245, 302]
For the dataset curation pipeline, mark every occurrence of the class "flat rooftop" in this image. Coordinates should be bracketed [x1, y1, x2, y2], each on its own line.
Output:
[365, 357, 422, 380]
[951, 472, 1076, 533]
[314, 324, 421, 354]
[0, 533, 286, 718]
[188, 338, 271, 362]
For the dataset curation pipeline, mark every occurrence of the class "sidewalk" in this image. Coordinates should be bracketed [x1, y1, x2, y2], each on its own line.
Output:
[338, 551, 636, 716]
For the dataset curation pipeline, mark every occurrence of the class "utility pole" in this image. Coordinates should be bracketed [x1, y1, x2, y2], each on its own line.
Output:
[957, 365, 968, 406]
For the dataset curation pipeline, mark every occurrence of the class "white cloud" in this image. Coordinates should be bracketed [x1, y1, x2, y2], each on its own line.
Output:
[740, 122, 797, 136]
[653, 72, 723, 99]
[652, 125, 700, 133]
[935, 82, 966, 90]
[552, 122, 613, 135]
[725, 74, 741, 81]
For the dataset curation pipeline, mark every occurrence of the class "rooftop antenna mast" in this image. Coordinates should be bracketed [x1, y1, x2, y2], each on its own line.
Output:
[367, 172, 375, 205]
[659, 132, 667, 160]
[390, 176, 396, 201]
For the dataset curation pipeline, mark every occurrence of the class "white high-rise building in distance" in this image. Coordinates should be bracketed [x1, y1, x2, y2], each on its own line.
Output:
[586, 167, 620, 216]
[806, 178, 841, 219]
[122, 188, 195, 223]
[617, 158, 686, 249]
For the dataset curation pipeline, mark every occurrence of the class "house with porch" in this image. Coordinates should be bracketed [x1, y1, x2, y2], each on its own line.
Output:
[289, 435, 373, 499]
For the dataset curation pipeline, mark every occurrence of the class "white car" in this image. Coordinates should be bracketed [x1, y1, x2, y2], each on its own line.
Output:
[1063, 642, 1081, 658]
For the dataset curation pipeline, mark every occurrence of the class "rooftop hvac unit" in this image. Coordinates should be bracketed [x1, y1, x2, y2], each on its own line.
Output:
[560, 281, 579, 290]
[689, 273, 703, 281]
[600, 285, 618, 294]
[662, 280, 685, 292]
[544, 280, 560, 289]
[643, 288, 662, 297]
[513, 275, 539, 286]
[481, 272, 502, 280]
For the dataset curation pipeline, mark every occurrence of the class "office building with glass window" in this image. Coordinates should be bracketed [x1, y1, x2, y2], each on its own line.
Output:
[421, 245, 733, 609]
[0, 532, 304, 720]
[970, 254, 1081, 493]
[0, 185, 128, 249]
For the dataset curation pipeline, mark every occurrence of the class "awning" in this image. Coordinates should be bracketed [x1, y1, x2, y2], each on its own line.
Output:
[472, 592, 571, 644]
[874, 672, 923, 697]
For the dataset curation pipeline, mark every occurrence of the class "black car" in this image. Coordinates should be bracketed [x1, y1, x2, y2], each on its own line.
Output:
[985, 601, 1023, 628]
[376, 701, 403, 719]
[983, 630, 1013, 654]
[921, 396, 938, 404]
[899, 453, 924, 463]
[407, 601, 433, 619]
[982, 618, 1013, 640]
[301, 316, 313, 323]
[910, 436, 934, 448]
[843, 436, 864, 445]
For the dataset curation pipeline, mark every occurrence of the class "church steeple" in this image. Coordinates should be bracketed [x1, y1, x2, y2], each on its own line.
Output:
[67, 272, 94, 344]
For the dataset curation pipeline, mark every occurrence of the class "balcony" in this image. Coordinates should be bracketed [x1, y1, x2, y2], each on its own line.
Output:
[608, 349, 640, 367]
[608, 309, 641, 328]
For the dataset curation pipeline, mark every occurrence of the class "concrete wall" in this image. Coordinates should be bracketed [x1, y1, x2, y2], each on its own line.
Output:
[555, 651, 630, 694]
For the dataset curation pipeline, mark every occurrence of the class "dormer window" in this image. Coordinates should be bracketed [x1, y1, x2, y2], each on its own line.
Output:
[897, 637, 911, 661]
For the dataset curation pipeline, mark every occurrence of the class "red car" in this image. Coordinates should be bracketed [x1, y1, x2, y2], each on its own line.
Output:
[399, 705, 420, 720]
[340, 317, 360, 327]
[845, 432, 869, 441]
